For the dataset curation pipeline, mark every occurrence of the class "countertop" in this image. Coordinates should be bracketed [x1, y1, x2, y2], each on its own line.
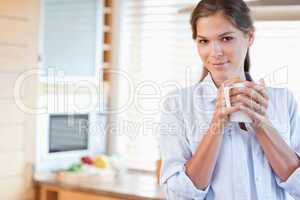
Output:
[34, 170, 165, 200]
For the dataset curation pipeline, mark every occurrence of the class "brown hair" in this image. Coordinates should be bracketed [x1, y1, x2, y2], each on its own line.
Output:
[190, 0, 254, 81]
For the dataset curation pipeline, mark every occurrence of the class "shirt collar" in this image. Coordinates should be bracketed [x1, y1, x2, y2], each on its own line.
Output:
[201, 73, 218, 103]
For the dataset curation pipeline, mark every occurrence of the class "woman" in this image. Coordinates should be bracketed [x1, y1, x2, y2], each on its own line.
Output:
[159, 0, 300, 199]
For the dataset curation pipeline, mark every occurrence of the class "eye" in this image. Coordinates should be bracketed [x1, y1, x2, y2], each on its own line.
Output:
[197, 39, 209, 45]
[222, 36, 233, 42]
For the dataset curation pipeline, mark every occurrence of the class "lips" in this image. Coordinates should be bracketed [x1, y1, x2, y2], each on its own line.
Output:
[210, 61, 228, 69]
[211, 62, 228, 65]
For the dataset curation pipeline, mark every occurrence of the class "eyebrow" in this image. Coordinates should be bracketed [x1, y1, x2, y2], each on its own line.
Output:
[197, 31, 235, 39]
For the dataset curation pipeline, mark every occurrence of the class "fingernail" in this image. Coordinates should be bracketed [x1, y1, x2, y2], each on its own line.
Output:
[259, 78, 266, 86]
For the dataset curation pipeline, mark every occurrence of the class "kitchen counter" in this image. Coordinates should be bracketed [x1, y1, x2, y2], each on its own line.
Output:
[34, 170, 165, 200]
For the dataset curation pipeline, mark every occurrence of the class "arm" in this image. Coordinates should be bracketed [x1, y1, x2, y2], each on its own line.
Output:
[254, 122, 300, 181]
[160, 78, 241, 199]
[159, 92, 211, 200]
[185, 120, 224, 190]
[186, 78, 242, 190]
[234, 82, 300, 199]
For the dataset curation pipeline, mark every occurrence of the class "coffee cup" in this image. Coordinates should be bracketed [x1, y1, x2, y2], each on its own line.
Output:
[224, 82, 252, 123]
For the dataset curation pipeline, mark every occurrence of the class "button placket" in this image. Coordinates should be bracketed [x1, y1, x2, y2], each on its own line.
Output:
[225, 123, 233, 137]
[251, 135, 263, 199]
[231, 126, 249, 199]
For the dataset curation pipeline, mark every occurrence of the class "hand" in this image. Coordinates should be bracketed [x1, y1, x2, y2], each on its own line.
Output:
[210, 78, 243, 133]
[230, 79, 271, 131]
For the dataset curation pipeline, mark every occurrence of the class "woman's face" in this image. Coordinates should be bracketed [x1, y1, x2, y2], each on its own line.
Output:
[196, 12, 254, 82]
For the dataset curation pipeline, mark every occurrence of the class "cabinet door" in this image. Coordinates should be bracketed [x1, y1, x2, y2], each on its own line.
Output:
[60, 190, 125, 200]
[41, 0, 102, 77]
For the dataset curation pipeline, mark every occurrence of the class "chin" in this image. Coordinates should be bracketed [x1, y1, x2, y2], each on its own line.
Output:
[213, 72, 240, 84]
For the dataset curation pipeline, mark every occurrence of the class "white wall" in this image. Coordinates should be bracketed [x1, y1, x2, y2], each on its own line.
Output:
[0, 0, 39, 199]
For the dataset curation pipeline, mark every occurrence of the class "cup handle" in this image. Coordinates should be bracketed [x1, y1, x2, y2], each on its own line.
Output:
[224, 86, 231, 108]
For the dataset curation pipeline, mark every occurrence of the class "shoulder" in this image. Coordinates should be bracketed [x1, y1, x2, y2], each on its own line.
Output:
[266, 87, 296, 107]
[266, 86, 289, 95]
[266, 87, 298, 128]
[162, 83, 206, 112]
[164, 81, 212, 100]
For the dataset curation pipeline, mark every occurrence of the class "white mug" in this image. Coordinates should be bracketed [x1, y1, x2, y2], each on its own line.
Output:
[224, 82, 252, 123]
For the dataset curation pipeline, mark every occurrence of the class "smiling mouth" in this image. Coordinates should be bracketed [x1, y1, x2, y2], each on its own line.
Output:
[212, 62, 228, 65]
[211, 62, 229, 68]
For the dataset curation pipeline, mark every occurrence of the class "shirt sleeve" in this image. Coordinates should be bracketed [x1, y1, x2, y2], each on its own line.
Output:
[159, 92, 210, 200]
[275, 89, 300, 200]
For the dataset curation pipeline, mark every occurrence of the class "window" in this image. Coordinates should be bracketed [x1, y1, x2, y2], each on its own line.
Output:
[117, 0, 300, 171]
[117, 0, 203, 171]
[251, 21, 300, 101]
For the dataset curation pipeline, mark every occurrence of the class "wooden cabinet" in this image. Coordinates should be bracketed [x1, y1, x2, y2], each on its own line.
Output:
[102, 0, 113, 81]
[60, 190, 124, 200]
[39, 184, 125, 200]
[35, 171, 164, 200]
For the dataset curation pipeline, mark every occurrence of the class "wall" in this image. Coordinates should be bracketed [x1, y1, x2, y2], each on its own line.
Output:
[0, 0, 39, 199]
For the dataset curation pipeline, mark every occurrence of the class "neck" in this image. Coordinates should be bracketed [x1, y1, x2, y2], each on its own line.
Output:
[211, 72, 246, 88]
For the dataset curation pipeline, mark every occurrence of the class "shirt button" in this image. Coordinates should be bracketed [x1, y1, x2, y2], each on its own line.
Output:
[255, 177, 261, 182]
[226, 129, 232, 137]
[255, 149, 261, 156]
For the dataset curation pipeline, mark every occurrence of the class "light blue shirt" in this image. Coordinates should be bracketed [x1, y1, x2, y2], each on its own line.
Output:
[159, 73, 300, 200]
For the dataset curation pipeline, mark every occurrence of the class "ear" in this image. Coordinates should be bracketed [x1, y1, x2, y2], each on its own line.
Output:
[247, 30, 255, 47]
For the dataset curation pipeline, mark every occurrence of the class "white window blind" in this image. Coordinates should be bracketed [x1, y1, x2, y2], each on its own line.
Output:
[117, 0, 201, 171]
[251, 21, 300, 102]
[117, 0, 300, 171]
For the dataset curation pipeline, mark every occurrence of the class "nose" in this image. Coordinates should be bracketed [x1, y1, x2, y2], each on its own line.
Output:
[210, 41, 223, 58]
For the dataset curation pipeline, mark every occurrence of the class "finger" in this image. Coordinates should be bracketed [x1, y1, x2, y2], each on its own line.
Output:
[231, 95, 267, 115]
[218, 78, 243, 104]
[239, 104, 264, 122]
[230, 82, 268, 100]
[222, 77, 243, 88]
[244, 81, 268, 100]
[231, 87, 267, 107]
[220, 104, 241, 118]
[217, 78, 245, 110]
[259, 78, 266, 87]
[235, 86, 268, 108]
[216, 98, 225, 109]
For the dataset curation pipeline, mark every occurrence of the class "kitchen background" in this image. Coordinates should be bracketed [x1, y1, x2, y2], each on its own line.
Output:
[0, 0, 300, 199]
